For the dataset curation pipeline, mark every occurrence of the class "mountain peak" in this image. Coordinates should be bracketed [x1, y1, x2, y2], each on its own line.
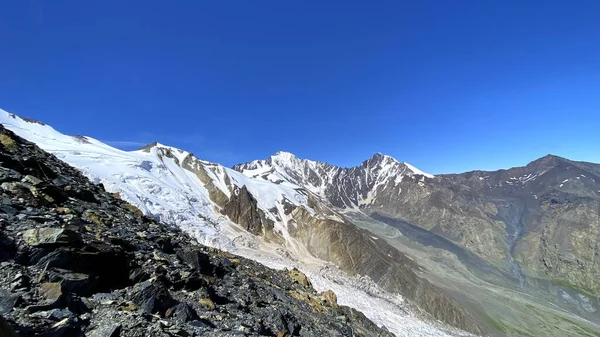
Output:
[137, 141, 192, 164]
[138, 141, 160, 152]
[368, 152, 398, 164]
[527, 154, 570, 171]
[272, 150, 297, 158]
[270, 151, 300, 165]
[364, 153, 434, 178]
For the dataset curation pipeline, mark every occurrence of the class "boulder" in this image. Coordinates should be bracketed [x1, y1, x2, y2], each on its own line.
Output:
[175, 248, 213, 275]
[167, 303, 199, 322]
[0, 289, 20, 314]
[319, 290, 338, 308]
[39, 282, 63, 304]
[64, 186, 97, 203]
[128, 279, 175, 315]
[22, 228, 81, 247]
[49, 269, 97, 297]
[22, 175, 43, 186]
[289, 268, 311, 288]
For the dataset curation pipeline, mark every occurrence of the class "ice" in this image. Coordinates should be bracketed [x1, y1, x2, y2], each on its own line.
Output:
[0, 108, 469, 337]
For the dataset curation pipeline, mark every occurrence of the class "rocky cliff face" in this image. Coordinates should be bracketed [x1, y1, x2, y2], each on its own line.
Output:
[0, 125, 394, 336]
[216, 183, 483, 333]
[222, 185, 275, 237]
[235, 153, 600, 299]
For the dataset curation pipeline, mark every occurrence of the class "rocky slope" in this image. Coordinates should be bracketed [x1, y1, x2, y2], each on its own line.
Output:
[236, 152, 600, 300]
[443, 155, 600, 296]
[0, 124, 397, 336]
[0, 110, 481, 336]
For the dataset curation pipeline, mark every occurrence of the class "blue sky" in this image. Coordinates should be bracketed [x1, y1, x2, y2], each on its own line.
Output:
[1, 1, 599, 174]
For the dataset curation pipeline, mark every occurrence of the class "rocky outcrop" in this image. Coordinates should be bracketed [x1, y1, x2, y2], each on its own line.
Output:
[182, 158, 231, 206]
[0, 125, 393, 337]
[222, 185, 275, 237]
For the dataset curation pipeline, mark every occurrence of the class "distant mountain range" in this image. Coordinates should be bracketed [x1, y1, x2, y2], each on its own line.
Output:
[2, 108, 599, 337]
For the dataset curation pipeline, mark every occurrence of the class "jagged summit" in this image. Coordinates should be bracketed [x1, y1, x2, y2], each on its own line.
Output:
[233, 150, 434, 210]
[368, 152, 397, 162]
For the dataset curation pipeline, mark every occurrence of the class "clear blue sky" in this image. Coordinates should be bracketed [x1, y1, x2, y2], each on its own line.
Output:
[1, 1, 599, 174]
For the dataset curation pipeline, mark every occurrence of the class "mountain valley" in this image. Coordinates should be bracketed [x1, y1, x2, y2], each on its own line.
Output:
[1, 108, 599, 337]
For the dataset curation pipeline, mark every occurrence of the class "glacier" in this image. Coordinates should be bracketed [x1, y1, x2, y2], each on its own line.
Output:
[0, 108, 471, 337]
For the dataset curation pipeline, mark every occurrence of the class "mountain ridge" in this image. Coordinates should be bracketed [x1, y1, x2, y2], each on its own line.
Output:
[0, 108, 480, 336]
[0, 123, 396, 337]
[233, 140, 600, 333]
[3, 107, 600, 336]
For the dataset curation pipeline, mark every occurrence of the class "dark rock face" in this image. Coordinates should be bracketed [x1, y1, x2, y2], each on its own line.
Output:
[0, 290, 20, 315]
[0, 125, 392, 336]
[222, 185, 274, 236]
[128, 279, 175, 315]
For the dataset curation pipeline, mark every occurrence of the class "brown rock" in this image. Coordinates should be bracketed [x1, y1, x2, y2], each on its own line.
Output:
[289, 268, 311, 288]
[319, 290, 338, 307]
[198, 298, 215, 311]
[39, 282, 62, 302]
[221, 185, 274, 236]
[124, 203, 144, 217]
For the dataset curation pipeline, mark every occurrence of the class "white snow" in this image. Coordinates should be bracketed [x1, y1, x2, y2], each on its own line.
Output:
[0, 108, 467, 337]
[403, 162, 434, 178]
[237, 151, 434, 210]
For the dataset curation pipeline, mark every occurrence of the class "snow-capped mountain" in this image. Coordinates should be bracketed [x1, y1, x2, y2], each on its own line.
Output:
[5, 107, 600, 337]
[0, 108, 477, 337]
[234, 151, 434, 209]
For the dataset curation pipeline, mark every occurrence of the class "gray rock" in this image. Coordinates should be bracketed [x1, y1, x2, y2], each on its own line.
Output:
[128, 279, 175, 315]
[21, 228, 80, 247]
[175, 248, 213, 275]
[1, 182, 28, 194]
[88, 323, 121, 337]
[0, 289, 20, 314]
[91, 293, 117, 305]
[168, 303, 199, 323]
[22, 175, 43, 186]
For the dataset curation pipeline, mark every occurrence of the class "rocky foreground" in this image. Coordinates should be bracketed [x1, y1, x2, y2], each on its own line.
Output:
[0, 125, 394, 336]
